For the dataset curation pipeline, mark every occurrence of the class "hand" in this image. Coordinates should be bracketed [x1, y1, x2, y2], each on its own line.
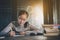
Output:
[9, 31, 15, 37]
[34, 30, 40, 32]
[20, 32, 26, 35]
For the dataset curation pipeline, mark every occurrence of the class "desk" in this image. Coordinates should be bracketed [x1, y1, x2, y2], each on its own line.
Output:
[0, 36, 47, 40]
[0, 35, 60, 40]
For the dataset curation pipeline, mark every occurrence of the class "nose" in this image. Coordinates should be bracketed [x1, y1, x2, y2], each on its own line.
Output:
[20, 20, 24, 23]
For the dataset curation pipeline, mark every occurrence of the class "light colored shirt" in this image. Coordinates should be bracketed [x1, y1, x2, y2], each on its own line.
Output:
[8, 21, 30, 32]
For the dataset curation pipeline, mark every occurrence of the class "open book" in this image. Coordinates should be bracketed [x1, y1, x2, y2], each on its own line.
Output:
[13, 31, 43, 37]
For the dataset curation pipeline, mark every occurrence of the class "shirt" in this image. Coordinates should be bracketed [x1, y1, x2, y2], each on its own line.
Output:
[9, 21, 30, 32]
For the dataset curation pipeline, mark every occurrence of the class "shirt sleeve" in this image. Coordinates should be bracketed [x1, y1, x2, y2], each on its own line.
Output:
[7, 22, 14, 31]
[0, 22, 14, 35]
[29, 24, 44, 33]
[29, 24, 39, 30]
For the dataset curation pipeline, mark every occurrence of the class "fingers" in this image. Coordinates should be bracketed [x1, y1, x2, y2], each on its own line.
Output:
[9, 31, 15, 37]
[20, 32, 26, 35]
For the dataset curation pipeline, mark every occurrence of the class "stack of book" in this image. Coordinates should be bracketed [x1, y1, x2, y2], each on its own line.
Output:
[43, 24, 59, 36]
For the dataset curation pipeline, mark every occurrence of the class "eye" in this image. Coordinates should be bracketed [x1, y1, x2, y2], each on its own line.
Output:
[18, 17, 21, 19]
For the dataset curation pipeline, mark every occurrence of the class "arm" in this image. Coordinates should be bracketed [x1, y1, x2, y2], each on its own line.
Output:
[0, 22, 16, 36]
[8, 23, 15, 36]
[29, 24, 44, 33]
[29, 25, 39, 31]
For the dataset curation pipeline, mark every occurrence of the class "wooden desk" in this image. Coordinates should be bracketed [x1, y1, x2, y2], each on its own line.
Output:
[0, 36, 47, 40]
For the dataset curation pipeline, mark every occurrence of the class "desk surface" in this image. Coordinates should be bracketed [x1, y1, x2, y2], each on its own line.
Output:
[0, 36, 47, 40]
[0, 35, 60, 40]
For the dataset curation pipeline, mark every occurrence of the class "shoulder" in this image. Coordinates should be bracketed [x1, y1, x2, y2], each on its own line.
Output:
[8, 21, 17, 26]
[11, 21, 16, 23]
[11, 21, 17, 25]
[11, 21, 20, 27]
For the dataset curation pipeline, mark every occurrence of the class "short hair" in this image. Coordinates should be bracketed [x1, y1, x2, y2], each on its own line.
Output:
[18, 10, 28, 18]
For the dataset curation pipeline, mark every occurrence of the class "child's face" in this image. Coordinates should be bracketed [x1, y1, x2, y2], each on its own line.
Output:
[17, 14, 27, 25]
